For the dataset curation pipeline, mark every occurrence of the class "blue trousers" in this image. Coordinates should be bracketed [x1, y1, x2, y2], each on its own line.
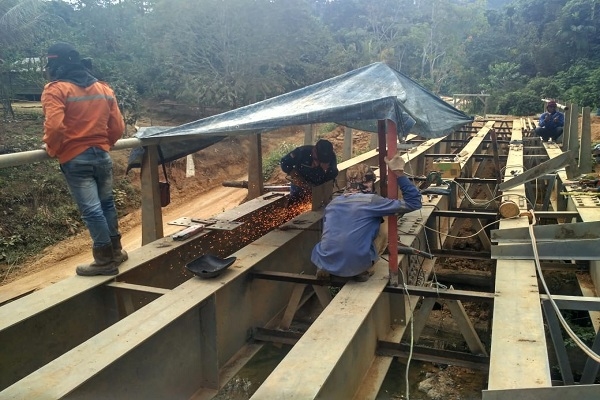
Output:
[535, 126, 563, 142]
[60, 147, 119, 248]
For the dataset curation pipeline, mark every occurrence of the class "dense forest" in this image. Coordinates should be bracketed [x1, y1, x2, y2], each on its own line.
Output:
[1, 0, 600, 118]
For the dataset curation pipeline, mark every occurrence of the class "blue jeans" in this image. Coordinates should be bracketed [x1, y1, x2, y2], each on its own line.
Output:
[60, 147, 119, 248]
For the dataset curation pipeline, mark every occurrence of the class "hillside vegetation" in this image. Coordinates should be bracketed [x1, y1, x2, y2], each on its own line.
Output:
[1, 0, 599, 118]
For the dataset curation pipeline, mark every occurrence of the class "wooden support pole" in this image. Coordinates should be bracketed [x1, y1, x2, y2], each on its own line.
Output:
[445, 296, 488, 356]
[369, 132, 378, 150]
[280, 284, 306, 330]
[247, 134, 264, 200]
[343, 126, 352, 160]
[563, 103, 571, 150]
[579, 107, 592, 174]
[140, 145, 163, 245]
[568, 104, 580, 177]
[304, 124, 312, 145]
[490, 129, 501, 183]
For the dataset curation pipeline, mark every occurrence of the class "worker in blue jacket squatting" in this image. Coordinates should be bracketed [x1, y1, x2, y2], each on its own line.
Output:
[280, 139, 338, 205]
[535, 100, 565, 142]
[311, 153, 422, 282]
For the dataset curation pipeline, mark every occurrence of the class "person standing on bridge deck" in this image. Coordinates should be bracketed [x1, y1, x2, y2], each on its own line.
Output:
[280, 139, 338, 206]
[41, 42, 128, 276]
[311, 154, 422, 282]
[535, 100, 564, 142]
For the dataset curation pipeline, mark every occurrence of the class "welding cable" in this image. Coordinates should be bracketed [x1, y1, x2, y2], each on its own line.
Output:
[399, 268, 415, 400]
[528, 210, 600, 363]
[500, 164, 525, 174]
[404, 150, 445, 294]
[420, 217, 511, 240]
[452, 181, 535, 210]
[416, 210, 444, 293]
[436, 177, 523, 210]
[452, 180, 497, 207]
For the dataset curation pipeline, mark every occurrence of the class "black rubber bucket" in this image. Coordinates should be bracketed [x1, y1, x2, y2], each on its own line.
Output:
[185, 254, 237, 279]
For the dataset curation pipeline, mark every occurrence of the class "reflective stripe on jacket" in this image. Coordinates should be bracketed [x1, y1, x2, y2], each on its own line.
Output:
[42, 80, 125, 164]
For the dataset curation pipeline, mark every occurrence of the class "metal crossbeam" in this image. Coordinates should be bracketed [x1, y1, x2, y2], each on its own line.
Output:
[498, 150, 573, 191]
[492, 238, 600, 260]
[491, 221, 600, 242]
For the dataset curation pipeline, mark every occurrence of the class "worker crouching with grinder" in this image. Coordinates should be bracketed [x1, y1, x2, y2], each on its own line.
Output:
[311, 154, 422, 282]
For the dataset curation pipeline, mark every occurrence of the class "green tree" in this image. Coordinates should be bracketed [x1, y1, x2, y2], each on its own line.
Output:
[556, 61, 600, 108]
[484, 62, 525, 93]
[524, 76, 563, 100]
[144, 0, 333, 108]
[0, 0, 47, 118]
[556, 0, 597, 59]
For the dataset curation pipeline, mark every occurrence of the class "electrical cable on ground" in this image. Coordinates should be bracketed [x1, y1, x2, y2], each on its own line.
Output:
[399, 268, 415, 400]
[420, 216, 510, 240]
[452, 180, 535, 210]
[528, 210, 600, 363]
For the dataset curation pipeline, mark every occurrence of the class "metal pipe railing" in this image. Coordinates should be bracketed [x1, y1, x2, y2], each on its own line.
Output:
[0, 138, 142, 168]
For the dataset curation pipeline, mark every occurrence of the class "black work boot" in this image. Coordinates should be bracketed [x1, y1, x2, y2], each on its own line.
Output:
[353, 271, 370, 282]
[76, 244, 119, 276]
[110, 235, 128, 265]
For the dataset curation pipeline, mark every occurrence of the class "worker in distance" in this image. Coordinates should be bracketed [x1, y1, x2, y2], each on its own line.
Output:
[535, 100, 564, 142]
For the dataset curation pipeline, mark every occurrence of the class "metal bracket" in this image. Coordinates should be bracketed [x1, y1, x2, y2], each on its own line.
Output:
[499, 150, 573, 191]
[491, 221, 600, 260]
[168, 217, 243, 231]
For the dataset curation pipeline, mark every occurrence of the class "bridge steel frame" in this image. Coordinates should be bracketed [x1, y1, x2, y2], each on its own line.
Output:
[1, 119, 600, 399]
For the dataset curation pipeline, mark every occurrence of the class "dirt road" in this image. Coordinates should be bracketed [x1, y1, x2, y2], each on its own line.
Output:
[0, 182, 250, 304]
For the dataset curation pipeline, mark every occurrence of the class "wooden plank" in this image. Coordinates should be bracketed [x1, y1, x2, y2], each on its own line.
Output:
[105, 282, 170, 295]
[140, 144, 163, 244]
[488, 120, 551, 390]
[456, 120, 495, 170]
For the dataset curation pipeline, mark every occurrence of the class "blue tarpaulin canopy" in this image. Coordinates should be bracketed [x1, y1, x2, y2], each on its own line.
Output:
[127, 62, 472, 169]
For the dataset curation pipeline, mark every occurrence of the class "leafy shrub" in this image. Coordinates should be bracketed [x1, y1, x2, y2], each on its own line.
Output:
[262, 142, 296, 181]
[524, 77, 563, 101]
[317, 123, 337, 137]
[556, 62, 600, 108]
[496, 91, 540, 116]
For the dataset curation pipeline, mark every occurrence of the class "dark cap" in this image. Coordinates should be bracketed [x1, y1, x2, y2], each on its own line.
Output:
[547, 100, 557, 108]
[46, 42, 80, 67]
[315, 139, 334, 161]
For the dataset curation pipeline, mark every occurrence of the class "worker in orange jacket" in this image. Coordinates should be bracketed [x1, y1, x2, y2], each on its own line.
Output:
[42, 42, 127, 276]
